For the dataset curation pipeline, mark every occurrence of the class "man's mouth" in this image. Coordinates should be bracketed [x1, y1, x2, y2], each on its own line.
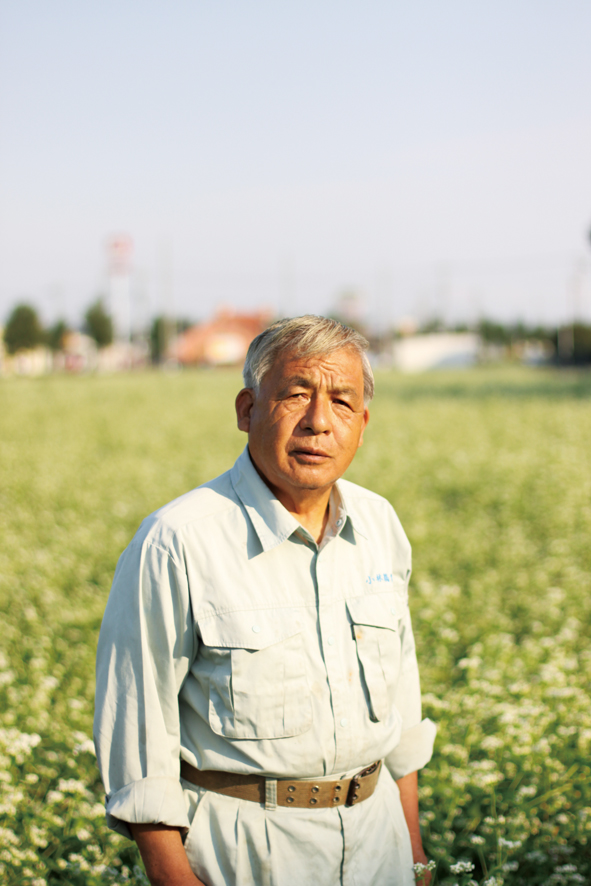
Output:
[290, 448, 331, 462]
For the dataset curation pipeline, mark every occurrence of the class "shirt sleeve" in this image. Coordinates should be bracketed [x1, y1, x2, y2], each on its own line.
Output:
[93, 536, 195, 838]
[384, 590, 437, 780]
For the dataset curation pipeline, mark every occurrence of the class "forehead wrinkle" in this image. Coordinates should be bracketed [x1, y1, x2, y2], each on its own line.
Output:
[285, 375, 315, 388]
[278, 374, 360, 399]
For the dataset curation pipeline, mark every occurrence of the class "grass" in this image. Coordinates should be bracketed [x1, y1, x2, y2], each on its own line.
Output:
[1, 365, 590, 885]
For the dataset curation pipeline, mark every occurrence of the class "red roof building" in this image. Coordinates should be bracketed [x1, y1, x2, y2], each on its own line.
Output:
[172, 308, 273, 366]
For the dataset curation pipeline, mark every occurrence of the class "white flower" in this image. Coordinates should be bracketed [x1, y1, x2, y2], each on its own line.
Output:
[57, 778, 87, 794]
[498, 837, 521, 850]
[413, 860, 436, 873]
[73, 738, 96, 756]
[29, 826, 48, 848]
[68, 698, 85, 710]
[502, 861, 519, 872]
[89, 802, 106, 818]
[481, 735, 503, 751]
[450, 861, 475, 874]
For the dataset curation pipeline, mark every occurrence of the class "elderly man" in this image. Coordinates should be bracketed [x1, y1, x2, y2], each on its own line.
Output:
[94, 315, 436, 886]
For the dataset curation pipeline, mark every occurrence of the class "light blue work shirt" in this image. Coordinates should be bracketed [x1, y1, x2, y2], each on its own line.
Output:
[94, 447, 436, 886]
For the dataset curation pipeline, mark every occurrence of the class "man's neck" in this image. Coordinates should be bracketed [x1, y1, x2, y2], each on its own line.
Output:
[249, 455, 333, 543]
[288, 494, 331, 544]
[269, 482, 332, 544]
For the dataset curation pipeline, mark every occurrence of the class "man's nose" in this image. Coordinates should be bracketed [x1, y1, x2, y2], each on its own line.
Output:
[299, 396, 331, 434]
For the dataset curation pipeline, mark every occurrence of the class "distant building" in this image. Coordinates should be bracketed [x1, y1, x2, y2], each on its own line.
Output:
[172, 308, 273, 367]
[0, 345, 52, 377]
[0, 328, 52, 376]
[60, 331, 98, 372]
[58, 331, 148, 373]
[393, 332, 480, 373]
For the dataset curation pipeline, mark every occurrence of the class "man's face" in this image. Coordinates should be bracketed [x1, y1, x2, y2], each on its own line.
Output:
[236, 347, 370, 501]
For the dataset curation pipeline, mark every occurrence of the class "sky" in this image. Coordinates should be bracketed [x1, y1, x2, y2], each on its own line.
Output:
[1, 1, 590, 332]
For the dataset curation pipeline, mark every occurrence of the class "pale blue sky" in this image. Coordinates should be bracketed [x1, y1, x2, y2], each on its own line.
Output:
[1, 1, 590, 329]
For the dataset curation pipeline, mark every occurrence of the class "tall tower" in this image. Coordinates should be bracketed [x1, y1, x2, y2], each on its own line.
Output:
[107, 235, 133, 342]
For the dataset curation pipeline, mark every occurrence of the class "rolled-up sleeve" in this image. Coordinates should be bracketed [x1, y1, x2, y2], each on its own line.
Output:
[93, 537, 194, 838]
[384, 591, 437, 780]
[385, 719, 437, 780]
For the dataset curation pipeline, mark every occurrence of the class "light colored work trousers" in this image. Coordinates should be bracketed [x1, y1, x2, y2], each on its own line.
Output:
[182, 766, 414, 886]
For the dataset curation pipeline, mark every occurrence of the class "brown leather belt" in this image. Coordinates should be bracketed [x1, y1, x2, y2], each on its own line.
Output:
[180, 760, 382, 809]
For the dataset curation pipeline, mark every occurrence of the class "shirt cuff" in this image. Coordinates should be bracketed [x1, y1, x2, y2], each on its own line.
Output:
[385, 718, 437, 780]
[105, 776, 191, 840]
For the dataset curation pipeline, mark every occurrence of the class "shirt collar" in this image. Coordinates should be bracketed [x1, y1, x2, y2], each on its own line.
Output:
[230, 446, 366, 553]
[230, 447, 301, 553]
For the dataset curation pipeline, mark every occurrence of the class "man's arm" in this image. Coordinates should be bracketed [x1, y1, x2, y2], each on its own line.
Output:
[130, 823, 205, 886]
[396, 770, 431, 885]
[94, 540, 196, 842]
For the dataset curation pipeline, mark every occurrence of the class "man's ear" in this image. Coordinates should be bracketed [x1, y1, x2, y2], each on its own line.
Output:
[357, 408, 370, 447]
[235, 388, 255, 433]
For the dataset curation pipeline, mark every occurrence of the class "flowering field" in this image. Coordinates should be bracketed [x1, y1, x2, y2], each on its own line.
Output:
[1, 366, 590, 886]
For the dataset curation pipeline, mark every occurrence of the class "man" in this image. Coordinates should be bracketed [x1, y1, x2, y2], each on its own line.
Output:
[94, 315, 436, 886]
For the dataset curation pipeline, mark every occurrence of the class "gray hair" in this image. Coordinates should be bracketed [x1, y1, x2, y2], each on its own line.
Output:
[243, 315, 374, 403]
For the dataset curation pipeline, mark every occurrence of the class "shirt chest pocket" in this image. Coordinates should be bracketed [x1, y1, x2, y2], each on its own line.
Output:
[197, 610, 312, 740]
[346, 595, 403, 723]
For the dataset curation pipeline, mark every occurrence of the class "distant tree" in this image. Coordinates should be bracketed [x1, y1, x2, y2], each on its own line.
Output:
[84, 299, 113, 348]
[150, 316, 174, 363]
[477, 319, 511, 346]
[420, 317, 445, 334]
[555, 323, 591, 365]
[3, 303, 45, 354]
[46, 319, 69, 352]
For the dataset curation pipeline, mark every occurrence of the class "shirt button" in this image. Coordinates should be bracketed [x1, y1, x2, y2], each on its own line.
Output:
[252, 625, 261, 633]
[340, 718, 348, 728]
[328, 636, 335, 646]
[336, 518, 343, 527]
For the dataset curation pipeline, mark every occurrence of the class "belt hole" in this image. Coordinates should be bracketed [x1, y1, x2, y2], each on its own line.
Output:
[309, 798, 317, 805]
[286, 797, 294, 803]
[287, 785, 296, 792]
[311, 786, 319, 793]
[334, 784, 342, 792]
[333, 796, 340, 803]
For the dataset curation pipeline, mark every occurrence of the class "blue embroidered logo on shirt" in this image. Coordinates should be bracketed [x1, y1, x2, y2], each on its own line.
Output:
[366, 572, 394, 585]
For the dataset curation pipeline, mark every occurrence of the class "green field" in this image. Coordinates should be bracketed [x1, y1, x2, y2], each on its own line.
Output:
[1, 367, 590, 886]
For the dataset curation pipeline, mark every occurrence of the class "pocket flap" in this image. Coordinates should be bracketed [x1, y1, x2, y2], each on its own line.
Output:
[198, 608, 302, 650]
[346, 593, 402, 631]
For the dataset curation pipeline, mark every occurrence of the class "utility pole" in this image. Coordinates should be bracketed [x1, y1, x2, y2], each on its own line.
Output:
[107, 235, 133, 342]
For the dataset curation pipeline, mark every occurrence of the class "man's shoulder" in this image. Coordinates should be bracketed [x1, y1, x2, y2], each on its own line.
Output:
[339, 480, 396, 517]
[132, 468, 242, 551]
[338, 477, 395, 511]
[339, 477, 409, 548]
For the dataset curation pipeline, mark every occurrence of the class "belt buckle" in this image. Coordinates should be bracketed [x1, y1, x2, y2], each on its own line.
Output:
[345, 775, 362, 806]
[345, 761, 380, 807]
